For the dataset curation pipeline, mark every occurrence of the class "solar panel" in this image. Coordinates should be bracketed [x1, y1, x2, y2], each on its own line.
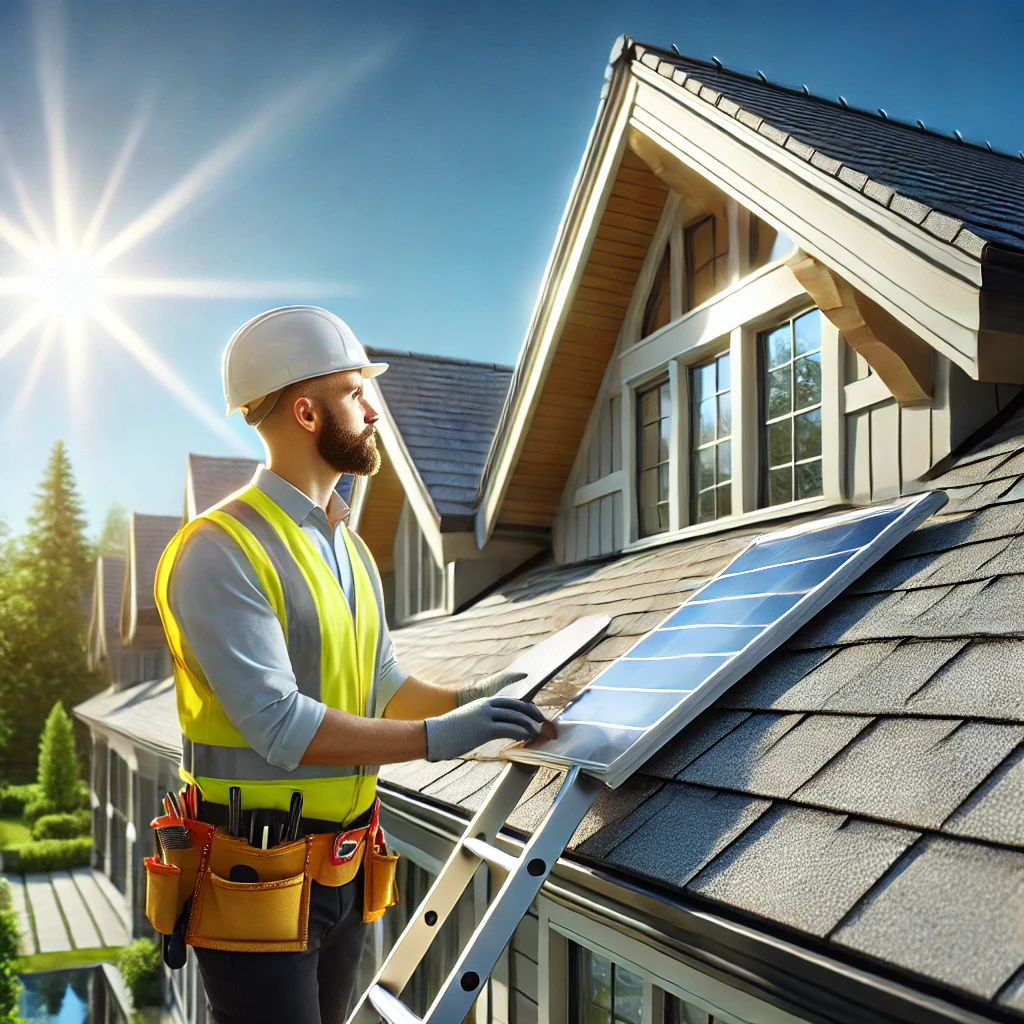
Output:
[508, 492, 946, 788]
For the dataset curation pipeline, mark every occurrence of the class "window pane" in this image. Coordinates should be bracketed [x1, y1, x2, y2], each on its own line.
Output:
[690, 265, 715, 309]
[659, 382, 672, 419]
[795, 408, 822, 461]
[642, 248, 672, 339]
[696, 448, 715, 490]
[794, 309, 822, 355]
[691, 219, 713, 265]
[659, 463, 670, 499]
[643, 423, 660, 465]
[767, 466, 792, 506]
[767, 420, 791, 468]
[641, 389, 660, 425]
[796, 459, 824, 499]
[644, 506, 660, 536]
[765, 325, 791, 368]
[643, 468, 659, 508]
[795, 352, 822, 409]
[717, 392, 732, 436]
[584, 1005, 611, 1024]
[717, 483, 732, 517]
[585, 950, 612, 1009]
[659, 415, 671, 461]
[716, 440, 731, 481]
[698, 399, 716, 446]
[658, 502, 670, 532]
[766, 367, 792, 418]
[717, 352, 730, 390]
[698, 363, 715, 403]
[613, 966, 644, 1024]
[696, 488, 715, 523]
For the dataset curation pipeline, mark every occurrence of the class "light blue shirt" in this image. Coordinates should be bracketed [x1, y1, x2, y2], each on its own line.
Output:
[169, 467, 408, 772]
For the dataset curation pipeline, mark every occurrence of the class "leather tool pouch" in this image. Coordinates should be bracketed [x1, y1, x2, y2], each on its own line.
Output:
[361, 800, 399, 924]
[144, 816, 212, 937]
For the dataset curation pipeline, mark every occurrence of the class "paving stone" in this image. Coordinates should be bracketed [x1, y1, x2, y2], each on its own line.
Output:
[689, 805, 918, 936]
[74, 869, 130, 946]
[834, 837, 1024, 999]
[24, 874, 70, 953]
[794, 718, 1024, 828]
[51, 870, 101, 950]
[2, 874, 34, 953]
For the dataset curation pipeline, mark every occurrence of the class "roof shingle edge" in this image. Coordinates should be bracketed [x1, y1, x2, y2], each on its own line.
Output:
[630, 43, 988, 260]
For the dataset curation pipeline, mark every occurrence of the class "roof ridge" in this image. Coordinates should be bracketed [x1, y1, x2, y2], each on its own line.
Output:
[365, 346, 514, 373]
[634, 41, 1024, 166]
[627, 40, 1003, 257]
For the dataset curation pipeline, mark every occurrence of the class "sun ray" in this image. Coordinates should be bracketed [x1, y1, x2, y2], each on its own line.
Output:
[99, 277, 358, 299]
[0, 212, 48, 265]
[79, 115, 147, 255]
[11, 315, 57, 416]
[0, 133, 54, 253]
[64, 312, 87, 408]
[92, 46, 390, 269]
[0, 277, 44, 296]
[89, 302, 251, 453]
[33, 0, 74, 251]
[0, 305, 48, 362]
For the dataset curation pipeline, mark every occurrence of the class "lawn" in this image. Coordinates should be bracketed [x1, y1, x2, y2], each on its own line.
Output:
[16, 946, 125, 973]
[0, 816, 31, 850]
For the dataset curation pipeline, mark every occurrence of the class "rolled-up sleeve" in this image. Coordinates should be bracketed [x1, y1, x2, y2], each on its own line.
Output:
[374, 624, 409, 718]
[169, 526, 326, 771]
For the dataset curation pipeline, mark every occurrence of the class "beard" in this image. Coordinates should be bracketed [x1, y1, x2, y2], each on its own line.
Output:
[316, 409, 381, 476]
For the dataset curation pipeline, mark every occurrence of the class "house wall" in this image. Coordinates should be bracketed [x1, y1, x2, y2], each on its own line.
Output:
[554, 174, 1019, 566]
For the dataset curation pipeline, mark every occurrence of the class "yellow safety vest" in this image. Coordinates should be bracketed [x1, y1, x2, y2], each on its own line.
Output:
[154, 483, 382, 825]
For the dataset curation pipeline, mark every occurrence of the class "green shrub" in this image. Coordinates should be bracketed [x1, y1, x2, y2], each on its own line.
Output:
[0, 879, 10, 912]
[0, 908, 21, 1019]
[117, 938, 162, 1008]
[77, 780, 90, 810]
[22, 798, 58, 826]
[0, 784, 39, 816]
[36, 703, 79, 813]
[16, 837, 92, 872]
[31, 810, 91, 841]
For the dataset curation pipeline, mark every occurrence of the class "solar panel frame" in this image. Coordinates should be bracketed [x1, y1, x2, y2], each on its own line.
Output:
[507, 491, 947, 788]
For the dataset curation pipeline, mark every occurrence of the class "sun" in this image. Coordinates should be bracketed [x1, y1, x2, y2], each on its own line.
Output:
[0, 1, 380, 445]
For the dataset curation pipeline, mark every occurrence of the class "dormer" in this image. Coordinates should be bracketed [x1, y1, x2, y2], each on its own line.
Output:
[476, 38, 1024, 565]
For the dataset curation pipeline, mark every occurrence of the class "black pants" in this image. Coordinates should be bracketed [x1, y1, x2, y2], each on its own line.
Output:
[194, 872, 374, 1024]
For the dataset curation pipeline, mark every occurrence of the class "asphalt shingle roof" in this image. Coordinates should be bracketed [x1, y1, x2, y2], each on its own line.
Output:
[367, 348, 512, 524]
[631, 42, 1024, 254]
[385, 399, 1024, 1015]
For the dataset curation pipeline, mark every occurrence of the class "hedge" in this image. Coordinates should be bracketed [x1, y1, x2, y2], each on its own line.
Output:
[31, 810, 91, 841]
[0, 784, 39, 816]
[16, 837, 92, 872]
[117, 938, 162, 1008]
[0, 908, 21, 1019]
[23, 798, 59, 826]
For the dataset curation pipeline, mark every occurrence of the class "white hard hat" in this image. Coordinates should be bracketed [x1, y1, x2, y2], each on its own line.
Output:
[222, 305, 388, 418]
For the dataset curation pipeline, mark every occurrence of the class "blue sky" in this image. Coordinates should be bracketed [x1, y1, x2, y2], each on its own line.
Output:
[0, 0, 1021, 537]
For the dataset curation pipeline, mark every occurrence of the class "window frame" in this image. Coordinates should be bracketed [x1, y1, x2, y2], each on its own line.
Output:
[683, 214, 717, 313]
[757, 308, 826, 509]
[394, 500, 452, 626]
[689, 349, 733, 525]
[634, 374, 673, 540]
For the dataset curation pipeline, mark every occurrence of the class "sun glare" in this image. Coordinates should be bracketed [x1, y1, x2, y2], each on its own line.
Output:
[0, 1, 379, 448]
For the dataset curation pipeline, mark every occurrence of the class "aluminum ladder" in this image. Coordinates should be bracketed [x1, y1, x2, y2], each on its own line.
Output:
[348, 762, 603, 1024]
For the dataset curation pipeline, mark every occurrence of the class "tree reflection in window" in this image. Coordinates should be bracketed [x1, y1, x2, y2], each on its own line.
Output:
[571, 943, 644, 1024]
[760, 309, 823, 506]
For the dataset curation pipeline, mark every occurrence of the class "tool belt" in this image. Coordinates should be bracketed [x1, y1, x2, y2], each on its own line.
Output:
[144, 794, 398, 954]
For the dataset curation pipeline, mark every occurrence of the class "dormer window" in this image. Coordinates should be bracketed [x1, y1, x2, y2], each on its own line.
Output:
[761, 309, 824, 506]
[684, 215, 717, 311]
[636, 377, 671, 538]
[641, 246, 671, 339]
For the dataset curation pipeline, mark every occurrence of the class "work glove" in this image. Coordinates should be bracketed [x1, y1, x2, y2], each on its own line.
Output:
[457, 669, 528, 706]
[425, 697, 547, 762]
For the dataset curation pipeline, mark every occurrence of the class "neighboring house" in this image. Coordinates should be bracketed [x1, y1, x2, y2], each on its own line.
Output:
[352, 348, 527, 625]
[183, 453, 261, 522]
[86, 554, 129, 688]
[374, 37, 1024, 1024]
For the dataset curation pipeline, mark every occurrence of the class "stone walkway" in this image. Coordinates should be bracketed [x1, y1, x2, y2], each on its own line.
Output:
[3, 868, 131, 954]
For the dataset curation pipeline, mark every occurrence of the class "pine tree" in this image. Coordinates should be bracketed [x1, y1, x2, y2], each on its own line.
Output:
[37, 702, 79, 811]
[0, 441, 97, 780]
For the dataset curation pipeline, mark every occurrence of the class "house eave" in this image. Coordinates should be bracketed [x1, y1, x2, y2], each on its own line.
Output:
[378, 781, 1003, 1024]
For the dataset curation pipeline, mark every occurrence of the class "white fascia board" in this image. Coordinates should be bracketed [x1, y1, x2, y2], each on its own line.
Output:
[630, 67, 981, 373]
[184, 460, 197, 522]
[366, 378, 445, 568]
[475, 70, 638, 551]
[122, 513, 138, 648]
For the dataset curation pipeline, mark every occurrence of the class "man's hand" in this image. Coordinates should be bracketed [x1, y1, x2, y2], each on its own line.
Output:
[425, 697, 548, 762]
[457, 670, 528, 706]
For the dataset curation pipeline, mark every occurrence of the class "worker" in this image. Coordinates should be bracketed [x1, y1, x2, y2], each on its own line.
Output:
[152, 306, 547, 1024]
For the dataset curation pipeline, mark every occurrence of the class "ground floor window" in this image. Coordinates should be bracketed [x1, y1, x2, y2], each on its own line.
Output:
[570, 941, 643, 1024]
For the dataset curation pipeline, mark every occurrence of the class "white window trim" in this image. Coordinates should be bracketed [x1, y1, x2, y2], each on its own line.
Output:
[538, 895, 808, 1024]
[394, 502, 454, 626]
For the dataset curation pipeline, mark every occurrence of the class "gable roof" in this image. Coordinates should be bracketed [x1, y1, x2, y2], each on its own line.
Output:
[366, 348, 513, 529]
[475, 36, 1024, 548]
[87, 554, 126, 671]
[120, 513, 181, 649]
[185, 453, 262, 521]
[74, 677, 180, 762]
[636, 43, 1024, 256]
[387, 398, 1024, 1019]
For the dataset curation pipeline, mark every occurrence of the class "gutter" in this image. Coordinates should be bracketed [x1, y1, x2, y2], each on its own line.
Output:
[378, 782, 1010, 1024]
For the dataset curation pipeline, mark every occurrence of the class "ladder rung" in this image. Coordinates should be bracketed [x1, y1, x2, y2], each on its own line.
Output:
[463, 836, 518, 874]
[369, 985, 422, 1024]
